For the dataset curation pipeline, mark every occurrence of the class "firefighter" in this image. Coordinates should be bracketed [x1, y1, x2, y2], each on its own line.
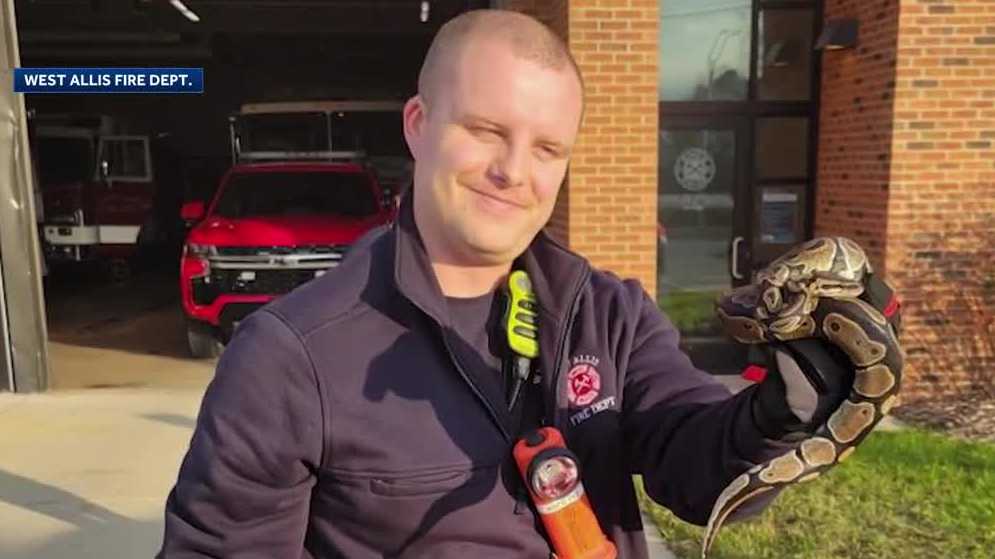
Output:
[159, 10, 894, 558]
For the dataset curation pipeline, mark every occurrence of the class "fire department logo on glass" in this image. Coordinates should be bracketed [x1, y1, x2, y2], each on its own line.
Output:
[567, 363, 601, 407]
[674, 147, 716, 192]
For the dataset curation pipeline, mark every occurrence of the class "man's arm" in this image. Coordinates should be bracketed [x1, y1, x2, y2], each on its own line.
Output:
[620, 283, 794, 526]
[159, 310, 323, 557]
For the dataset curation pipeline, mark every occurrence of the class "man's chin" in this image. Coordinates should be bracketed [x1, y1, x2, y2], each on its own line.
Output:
[461, 236, 531, 265]
[461, 246, 519, 265]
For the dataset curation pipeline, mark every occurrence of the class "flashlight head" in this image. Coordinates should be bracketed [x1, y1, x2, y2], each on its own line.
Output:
[531, 453, 580, 501]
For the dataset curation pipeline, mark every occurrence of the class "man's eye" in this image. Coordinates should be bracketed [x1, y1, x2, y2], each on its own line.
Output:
[538, 145, 561, 158]
[470, 126, 501, 138]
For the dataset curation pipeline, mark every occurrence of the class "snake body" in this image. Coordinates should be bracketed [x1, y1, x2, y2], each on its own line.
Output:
[701, 237, 903, 557]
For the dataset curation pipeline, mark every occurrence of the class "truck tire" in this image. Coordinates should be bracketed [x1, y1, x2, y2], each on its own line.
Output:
[186, 320, 222, 359]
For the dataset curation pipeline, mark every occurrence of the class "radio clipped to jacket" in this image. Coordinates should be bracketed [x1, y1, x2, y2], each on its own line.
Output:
[505, 271, 617, 559]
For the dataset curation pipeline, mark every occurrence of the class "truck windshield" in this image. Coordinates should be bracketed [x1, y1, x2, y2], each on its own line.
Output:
[36, 137, 94, 187]
[238, 113, 328, 153]
[214, 171, 379, 219]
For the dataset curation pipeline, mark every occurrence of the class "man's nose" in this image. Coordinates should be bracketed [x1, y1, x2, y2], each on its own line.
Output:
[490, 142, 530, 189]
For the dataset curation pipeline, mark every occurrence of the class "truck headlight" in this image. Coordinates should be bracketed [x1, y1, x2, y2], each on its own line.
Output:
[184, 243, 214, 257]
[183, 243, 214, 279]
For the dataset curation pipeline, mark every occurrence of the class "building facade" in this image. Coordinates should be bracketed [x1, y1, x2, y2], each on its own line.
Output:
[0, 1, 991, 400]
[499, 0, 995, 402]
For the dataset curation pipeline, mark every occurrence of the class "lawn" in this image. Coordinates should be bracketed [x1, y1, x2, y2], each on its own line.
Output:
[658, 289, 722, 335]
[637, 429, 995, 559]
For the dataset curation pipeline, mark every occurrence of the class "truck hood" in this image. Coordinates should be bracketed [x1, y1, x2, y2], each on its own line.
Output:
[186, 214, 384, 247]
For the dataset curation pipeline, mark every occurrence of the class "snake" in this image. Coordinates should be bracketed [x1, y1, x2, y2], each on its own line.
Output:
[700, 237, 904, 558]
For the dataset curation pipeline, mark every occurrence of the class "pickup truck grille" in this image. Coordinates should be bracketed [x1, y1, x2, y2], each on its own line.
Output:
[209, 268, 324, 295]
[190, 245, 346, 304]
[215, 245, 345, 257]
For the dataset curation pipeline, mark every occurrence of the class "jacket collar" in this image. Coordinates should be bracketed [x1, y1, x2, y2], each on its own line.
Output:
[392, 189, 590, 330]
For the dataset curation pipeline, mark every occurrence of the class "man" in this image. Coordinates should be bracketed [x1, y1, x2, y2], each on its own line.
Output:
[160, 10, 869, 558]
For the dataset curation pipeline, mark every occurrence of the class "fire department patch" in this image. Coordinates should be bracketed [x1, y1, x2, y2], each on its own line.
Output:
[567, 363, 601, 407]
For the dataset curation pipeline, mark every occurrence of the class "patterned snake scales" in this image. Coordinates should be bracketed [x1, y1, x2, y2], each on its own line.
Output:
[701, 237, 904, 557]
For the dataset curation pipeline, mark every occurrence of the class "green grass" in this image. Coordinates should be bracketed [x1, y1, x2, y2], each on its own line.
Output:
[659, 289, 722, 335]
[637, 429, 995, 559]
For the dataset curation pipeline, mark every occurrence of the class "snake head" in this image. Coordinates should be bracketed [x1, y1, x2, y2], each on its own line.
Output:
[716, 237, 873, 343]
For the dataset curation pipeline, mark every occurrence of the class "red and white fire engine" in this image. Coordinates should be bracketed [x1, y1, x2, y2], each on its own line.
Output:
[33, 113, 156, 281]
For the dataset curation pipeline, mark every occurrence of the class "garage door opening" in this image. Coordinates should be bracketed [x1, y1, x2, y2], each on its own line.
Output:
[12, 0, 488, 390]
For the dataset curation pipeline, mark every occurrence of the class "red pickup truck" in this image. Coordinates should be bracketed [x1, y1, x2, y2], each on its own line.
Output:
[179, 161, 393, 358]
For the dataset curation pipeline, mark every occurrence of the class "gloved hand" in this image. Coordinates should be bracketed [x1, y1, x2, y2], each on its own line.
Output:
[706, 238, 904, 557]
[751, 340, 853, 439]
[750, 273, 902, 440]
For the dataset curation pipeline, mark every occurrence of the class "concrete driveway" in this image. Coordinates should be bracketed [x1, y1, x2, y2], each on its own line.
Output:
[0, 381, 209, 558]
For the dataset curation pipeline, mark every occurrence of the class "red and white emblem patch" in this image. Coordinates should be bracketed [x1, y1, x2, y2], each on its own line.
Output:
[567, 363, 601, 407]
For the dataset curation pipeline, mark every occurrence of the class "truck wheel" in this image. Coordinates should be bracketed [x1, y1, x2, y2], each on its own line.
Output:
[186, 320, 222, 359]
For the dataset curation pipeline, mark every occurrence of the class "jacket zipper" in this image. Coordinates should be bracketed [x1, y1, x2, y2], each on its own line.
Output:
[547, 267, 591, 429]
[403, 287, 513, 442]
[441, 332, 512, 442]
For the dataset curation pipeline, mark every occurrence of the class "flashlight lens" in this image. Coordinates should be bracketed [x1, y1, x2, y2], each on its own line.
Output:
[531, 456, 579, 500]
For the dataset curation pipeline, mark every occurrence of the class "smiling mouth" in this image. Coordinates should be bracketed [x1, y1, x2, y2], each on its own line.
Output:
[467, 187, 526, 210]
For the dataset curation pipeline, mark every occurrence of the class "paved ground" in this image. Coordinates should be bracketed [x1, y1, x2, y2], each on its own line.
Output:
[1, 268, 215, 558]
[0, 382, 209, 559]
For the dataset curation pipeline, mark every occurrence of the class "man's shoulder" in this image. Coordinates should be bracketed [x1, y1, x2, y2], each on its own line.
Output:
[585, 267, 651, 308]
[264, 228, 393, 337]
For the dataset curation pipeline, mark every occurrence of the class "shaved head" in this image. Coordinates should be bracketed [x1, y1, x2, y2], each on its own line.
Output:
[402, 8, 584, 280]
[417, 9, 583, 107]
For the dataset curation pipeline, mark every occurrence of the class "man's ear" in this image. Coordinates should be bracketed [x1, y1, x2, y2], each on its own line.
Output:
[403, 95, 428, 160]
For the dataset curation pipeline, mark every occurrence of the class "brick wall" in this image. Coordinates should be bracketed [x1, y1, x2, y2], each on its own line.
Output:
[815, 0, 899, 267]
[888, 0, 995, 401]
[819, 0, 995, 401]
[496, 0, 659, 297]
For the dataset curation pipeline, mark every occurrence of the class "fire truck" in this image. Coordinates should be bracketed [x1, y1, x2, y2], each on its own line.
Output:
[178, 101, 403, 358]
[232, 100, 412, 199]
[33, 114, 157, 281]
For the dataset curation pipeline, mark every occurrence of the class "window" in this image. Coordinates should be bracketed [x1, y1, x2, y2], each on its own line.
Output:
[756, 9, 816, 101]
[215, 171, 379, 219]
[97, 136, 151, 182]
[659, 0, 752, 102]
[36, 136, 94, 187]
[237, 113, 328, 153]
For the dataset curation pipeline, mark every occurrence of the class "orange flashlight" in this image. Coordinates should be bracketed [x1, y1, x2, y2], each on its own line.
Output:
[513, 427, 617, 559]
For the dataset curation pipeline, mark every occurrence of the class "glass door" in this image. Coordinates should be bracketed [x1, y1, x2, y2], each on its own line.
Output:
[658, 115, 751, 372]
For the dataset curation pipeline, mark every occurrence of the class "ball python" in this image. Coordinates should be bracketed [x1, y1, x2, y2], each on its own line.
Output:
[701, 237, 904, 557]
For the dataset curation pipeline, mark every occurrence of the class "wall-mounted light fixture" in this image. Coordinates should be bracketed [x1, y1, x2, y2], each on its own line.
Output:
[420, 1, 431, 23]
[815, 18, 859, 50]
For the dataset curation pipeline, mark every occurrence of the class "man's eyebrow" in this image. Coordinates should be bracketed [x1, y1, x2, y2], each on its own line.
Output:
[461, 113, 571, 151]
[460, 113, 502, 127]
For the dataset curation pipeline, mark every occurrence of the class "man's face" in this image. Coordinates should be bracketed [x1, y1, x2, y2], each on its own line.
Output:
[404, 38, 583, 266]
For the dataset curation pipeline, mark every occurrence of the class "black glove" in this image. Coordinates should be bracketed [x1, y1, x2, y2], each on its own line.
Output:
[752, 340, 854, 440]
[751, 274, 902, 440]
